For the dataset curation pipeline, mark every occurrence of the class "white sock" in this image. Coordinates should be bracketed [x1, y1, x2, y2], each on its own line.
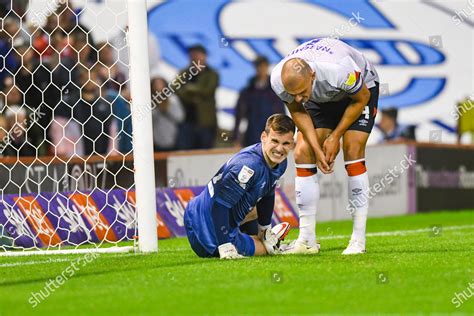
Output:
[295, 164, 319, 247]
[347, 171, 369, 243]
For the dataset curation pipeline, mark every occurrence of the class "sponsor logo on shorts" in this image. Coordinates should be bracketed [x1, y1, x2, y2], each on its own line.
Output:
[358, 119, 369, 126]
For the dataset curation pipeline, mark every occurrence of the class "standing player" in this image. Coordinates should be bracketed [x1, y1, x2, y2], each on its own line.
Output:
[184, 114, 295, 259]
[270, 38, 380, 255]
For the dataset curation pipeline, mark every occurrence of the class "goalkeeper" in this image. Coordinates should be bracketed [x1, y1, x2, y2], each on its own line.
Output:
[184, 114, 295, 259]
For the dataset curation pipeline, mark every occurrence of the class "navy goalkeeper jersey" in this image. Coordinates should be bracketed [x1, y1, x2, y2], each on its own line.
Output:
[185, 143, 287, 254]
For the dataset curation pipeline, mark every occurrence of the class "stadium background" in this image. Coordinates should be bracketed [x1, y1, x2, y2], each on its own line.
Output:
[17, 0, 474, 216]
[49, 0, 473, 143]
[0, 1, 472, 314]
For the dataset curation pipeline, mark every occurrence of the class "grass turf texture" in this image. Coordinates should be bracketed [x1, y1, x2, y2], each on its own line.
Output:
[0, 210, 472, 315]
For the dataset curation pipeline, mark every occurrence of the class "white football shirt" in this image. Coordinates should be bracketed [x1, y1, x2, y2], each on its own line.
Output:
[271, 38, 379, 106]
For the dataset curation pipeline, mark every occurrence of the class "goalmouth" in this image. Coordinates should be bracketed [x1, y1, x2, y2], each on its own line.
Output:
[0, 0, 157, 256]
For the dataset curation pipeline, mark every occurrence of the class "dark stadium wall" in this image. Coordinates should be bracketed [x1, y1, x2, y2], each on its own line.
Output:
[415, 145, 474, 211]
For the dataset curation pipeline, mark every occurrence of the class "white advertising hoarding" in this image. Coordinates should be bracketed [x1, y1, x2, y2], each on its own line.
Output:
[167, 144, 412, 222]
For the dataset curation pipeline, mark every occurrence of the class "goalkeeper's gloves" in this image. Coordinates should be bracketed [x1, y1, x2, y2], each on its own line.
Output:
[218, 242, 245, 259]
[260, 222, 291, 255]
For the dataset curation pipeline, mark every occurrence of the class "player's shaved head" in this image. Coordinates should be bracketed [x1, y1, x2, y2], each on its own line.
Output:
[280, 58, 315, 103]
[281, 58, 313, 93]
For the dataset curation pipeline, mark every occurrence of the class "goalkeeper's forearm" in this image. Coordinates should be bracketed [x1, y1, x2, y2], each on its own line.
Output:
[256, 193, 274, 232]
[211, 201, 231, 245]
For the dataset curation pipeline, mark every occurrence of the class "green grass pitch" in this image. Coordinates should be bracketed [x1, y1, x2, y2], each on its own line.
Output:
[0, 210, 473, 315]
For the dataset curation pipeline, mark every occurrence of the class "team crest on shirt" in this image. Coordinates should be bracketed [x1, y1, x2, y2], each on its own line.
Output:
[238, 165, 255, 184]
[345, 72, 356, 86]
[345, 71, 360, 86]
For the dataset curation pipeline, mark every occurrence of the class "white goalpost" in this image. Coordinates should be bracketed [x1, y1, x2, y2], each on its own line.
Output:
[0, 0, 158, 256]
[127, 0, 158, 253]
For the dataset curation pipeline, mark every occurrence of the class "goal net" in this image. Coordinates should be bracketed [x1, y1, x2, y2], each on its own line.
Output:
[0, 0, 157, 255]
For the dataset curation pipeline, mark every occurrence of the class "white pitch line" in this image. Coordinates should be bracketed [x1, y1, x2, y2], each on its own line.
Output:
[320, 224, 474, 240]
[1, 225, 473, 264]
[0, 257, 72, 268]
[156, 225, 474, 252]
[0, 251, 140, 268]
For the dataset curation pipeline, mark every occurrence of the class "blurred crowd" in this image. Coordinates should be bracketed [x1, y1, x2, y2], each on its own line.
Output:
[0, 1, 131, 158]
[0, 2, 472, 160]
[0, 1, 286, 159]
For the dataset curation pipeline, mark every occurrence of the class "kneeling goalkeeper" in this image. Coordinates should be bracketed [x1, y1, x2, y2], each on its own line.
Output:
[184, 114, 295, 259]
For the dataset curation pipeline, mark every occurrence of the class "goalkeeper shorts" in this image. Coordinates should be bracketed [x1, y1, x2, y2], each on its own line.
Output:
[184, 210, 255, 257]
